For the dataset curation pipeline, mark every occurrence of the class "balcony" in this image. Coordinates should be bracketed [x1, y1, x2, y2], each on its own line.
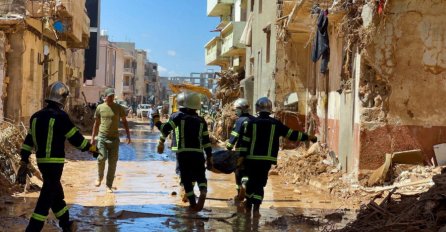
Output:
[55, 0, 90, 48]
[205, 36, 229, 67]
[123, 85, 132, 93]
[124, 68, 134, 75]
[207, 0, 233, 17]
[221, 21, 246, 57]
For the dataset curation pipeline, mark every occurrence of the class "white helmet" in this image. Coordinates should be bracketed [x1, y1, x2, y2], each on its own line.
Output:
[177, 92, 186, 109]
[45, 81, 70, 107]
[183, 93, 201, 110]
[255, 97, 272, 113]
[233, 98, 249, 116]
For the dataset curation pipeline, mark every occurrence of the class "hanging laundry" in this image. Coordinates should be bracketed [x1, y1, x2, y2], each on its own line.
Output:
[311, 10, 330, 74]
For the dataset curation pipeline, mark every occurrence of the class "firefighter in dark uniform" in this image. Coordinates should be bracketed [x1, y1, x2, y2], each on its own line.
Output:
[240, 97, 317, 217]
[155, 92, 196, 202]
[226, 98, 255, 201]
[16, 82, 98, 232]
[154, 93, 213, 211]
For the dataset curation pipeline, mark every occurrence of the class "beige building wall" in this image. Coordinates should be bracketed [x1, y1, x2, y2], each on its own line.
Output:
[114, 48, 125, 102]
[244, 0, 277, 109]
[135, 50, 147, 103]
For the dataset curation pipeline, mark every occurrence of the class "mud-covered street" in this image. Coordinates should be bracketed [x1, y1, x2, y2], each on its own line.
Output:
[0, 119, 357, 231]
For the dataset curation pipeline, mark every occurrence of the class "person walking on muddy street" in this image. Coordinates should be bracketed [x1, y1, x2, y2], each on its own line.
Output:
[91, 88, 131, 193]
[226, 98, 255, 202]
[154, 93, 213, 211]
[240, 97, 317, 218]
[16, 82, 99, 232]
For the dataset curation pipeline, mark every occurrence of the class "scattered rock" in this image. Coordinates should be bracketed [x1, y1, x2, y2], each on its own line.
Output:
[171, 191, 177, 196]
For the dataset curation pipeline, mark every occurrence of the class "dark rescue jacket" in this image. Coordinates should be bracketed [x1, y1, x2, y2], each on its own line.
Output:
[241, 112, 309, 163]
[157, 110, 212, 156]
[226, 113, 255, 152]
[20, 103, 92, 164]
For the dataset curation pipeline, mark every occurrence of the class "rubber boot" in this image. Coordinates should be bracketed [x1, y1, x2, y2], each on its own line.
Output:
[187, 195, 197, 211]
[62, 221, 77, 232]
[195, 190, 207, 211]
[253, 204, 261, 218]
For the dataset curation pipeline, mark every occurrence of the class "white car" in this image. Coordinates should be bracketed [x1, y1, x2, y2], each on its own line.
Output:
[136, 104, 151, 118]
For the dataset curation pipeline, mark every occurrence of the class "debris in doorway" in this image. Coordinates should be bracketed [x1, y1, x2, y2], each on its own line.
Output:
[0, 120, 42, 195]
[214, 70, 244, 106]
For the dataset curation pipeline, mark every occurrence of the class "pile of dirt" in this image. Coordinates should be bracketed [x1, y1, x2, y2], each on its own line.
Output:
[338, 170, 446, 232]
[275, 144, 337, 185]
[209, 103, 237, 142]
[0, 120, 41, 196]
[215, 70, 244, 105]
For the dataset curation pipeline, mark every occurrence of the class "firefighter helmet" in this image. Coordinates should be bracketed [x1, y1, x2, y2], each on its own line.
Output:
[177, 92, 186, 109]
[183, 93, 201, 110]
[45, 81, 70, 107]
[233, 98, 249, 115]
[255, 97, 272, 113]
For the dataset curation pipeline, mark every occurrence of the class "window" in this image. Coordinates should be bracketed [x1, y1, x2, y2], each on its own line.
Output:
[266, 31, 271, 63]
[259, 0, 262, 13]
[250, 0, 254, 12]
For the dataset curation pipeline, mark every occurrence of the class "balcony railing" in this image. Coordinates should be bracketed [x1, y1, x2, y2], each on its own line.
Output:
[124, 68, 134, 74]
[221, 21, 246, 56]
[123, 85, 132, 93]
[207, 0, 233, 17]
[205, 37, 229, 67]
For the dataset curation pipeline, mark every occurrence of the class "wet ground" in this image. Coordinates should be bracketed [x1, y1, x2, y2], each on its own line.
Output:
[0, 119, 358, 231]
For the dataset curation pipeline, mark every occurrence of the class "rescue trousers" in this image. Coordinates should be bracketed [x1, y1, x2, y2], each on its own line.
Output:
[26, 164, 69, 232]
[176, 152, 207, 205]
[97, 136, 120, 188]
[244, 160, 272, 205]
[234, 152, 245, 192]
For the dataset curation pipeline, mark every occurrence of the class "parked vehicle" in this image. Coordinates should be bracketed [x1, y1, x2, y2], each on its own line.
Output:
[115, 100, 131, 116]
[137, 104, 151, 118]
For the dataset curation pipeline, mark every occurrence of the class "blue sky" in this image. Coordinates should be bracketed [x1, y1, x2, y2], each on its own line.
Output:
[101, 1, 221, 77]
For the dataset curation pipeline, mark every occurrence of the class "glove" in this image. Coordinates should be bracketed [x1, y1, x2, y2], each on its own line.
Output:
[206, 157, 213, 170]
[89, 145, 100, 158]
[309, 135, 318, 143]
[16, 161, 30, 185]
[157, 141, 165, 154]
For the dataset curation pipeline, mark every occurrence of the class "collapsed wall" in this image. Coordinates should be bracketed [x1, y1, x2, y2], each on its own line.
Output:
[359, 0, 446, 169]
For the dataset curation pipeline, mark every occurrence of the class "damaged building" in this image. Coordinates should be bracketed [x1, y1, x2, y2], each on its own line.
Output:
[0, 0, 90, 123]
[206, 0, 446, 177]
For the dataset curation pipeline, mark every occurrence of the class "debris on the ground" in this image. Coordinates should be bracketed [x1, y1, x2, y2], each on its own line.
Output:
[338, 171, 446, 232]
[68, 104, 95, 132]
[0, 120, 42, 195]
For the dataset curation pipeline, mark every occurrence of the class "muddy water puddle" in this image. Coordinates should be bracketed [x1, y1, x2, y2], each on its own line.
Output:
[1, 120, 358, 231]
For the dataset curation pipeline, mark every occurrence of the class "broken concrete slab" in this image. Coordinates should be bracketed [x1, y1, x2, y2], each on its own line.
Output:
[367, 153, 392, 186]
[392, 149, 424, 165]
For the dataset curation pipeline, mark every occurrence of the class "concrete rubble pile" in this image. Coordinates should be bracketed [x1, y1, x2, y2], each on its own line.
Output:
[0, 120, 41, 195]
[338, 170, 446, 232]
[68, 104, 95, 132]
[215, 70, 243, 105]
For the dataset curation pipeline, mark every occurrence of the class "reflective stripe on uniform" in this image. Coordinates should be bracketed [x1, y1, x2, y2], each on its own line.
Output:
[175, 127, 180, 150]
[37, 158, 65, 163]
[31, 213, 47, 222]
[55, 206, 69, 218]
[175, 148, 203, 153]
[202, 143, 211, 148]
[253, 195, 263, 200]
[249, 124, 257, 156]
[203, 131, 209, 136]
[245, 155, 277, 162]
[231, 131, 239, 137]
[186, 191, 195, 197]
[242, 136, 250, 142]
[235, 147, 247, 152]
[286, 129, 293, 139]
[168, 120, 176, 129]
[198, 183, 207, 188]
[45, 118, 55, 158]
[32, 118, 38, 151]
[65, 127, 78, 139]
[22, 144, 33, 152]
[77, 139, 88, 150]
[267, 125, 276, 157]
[226, 142, 234, 149]
[297, 131, 303, 141]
